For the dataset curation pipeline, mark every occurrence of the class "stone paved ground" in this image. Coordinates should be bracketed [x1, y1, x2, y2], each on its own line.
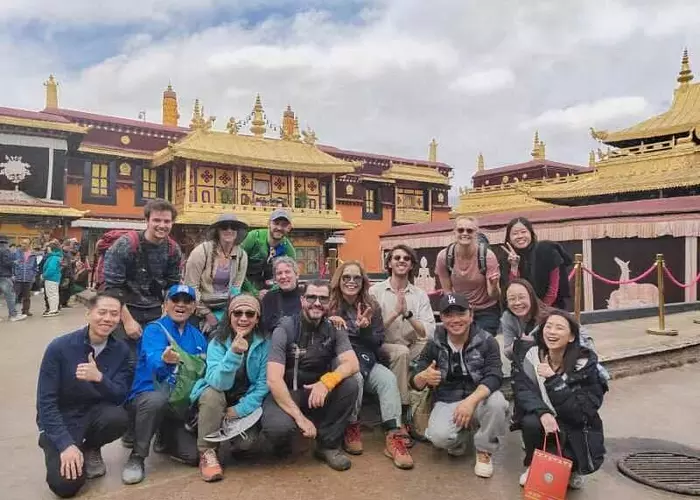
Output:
[2, 296, 699, 499]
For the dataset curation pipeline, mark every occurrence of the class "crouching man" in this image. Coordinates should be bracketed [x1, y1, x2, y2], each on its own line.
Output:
[261, 280, 360, 471]
[121, 285, 208, 485]
[36, 292, 130, 498]
[410, 293, 509, 478]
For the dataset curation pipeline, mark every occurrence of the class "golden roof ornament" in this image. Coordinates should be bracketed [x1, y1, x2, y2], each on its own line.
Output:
[428, 138, 438, 162]
[190, 99, 215, 131]
[531, 131, 545, 160]
[250, 94, 267, 137]
[162, 82, 179, 126]
[226, 117, 239, 135]
[678, 48, 694, 85]
[292, 116, 301, 141]
[281, 105, 295, 140]
[302, 126, 317, 145]
[477, 152, 485, 172]
[589, 150, 596, 168]
[44, 74, 58, 109]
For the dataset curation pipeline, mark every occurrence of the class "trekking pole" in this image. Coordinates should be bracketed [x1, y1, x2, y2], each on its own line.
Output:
[574, 254, 582, 323]
[646, 254, 678, 336]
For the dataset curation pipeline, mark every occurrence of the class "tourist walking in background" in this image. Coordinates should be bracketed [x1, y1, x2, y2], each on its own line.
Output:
[184, 214, 249, 334]
[501, 217, 573, 309]
[241, 208, 296, 299]
[260, 256, 303, 334]
[0, 234, 26, 322]
[511, 310, 608, 490]
[42, 240, 63, 317]
[13, 238, 38, 317]
[435, 216, 501, 334]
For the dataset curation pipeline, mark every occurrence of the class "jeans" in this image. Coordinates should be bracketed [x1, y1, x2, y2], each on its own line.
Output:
[14, 281, 32, 315]
[261, 376, 359, 450]
[0, 277, 17, 317]
[39, 404, 128, 498]
[473, 305, 501, 335]
[351, 364, 403, 429]
[425, 391, 509, 455]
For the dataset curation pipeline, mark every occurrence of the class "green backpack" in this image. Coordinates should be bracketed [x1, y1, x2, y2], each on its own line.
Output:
[155, 323, 206, 409]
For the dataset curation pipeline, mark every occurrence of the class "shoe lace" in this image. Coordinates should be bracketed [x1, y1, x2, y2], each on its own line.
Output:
[389, 433, 409, 455]
[346, 423, 361, 441]
[201, 449, 219, 467]
[477, 451, 491, 464]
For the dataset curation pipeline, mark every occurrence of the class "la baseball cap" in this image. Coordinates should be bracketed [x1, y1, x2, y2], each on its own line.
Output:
[439, 293, 470, 313]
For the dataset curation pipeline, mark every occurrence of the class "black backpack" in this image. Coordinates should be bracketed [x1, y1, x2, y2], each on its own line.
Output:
[445, 233, 491, 275]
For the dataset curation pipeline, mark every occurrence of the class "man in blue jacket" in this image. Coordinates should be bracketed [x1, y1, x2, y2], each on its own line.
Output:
[13, 237, 38, 316]
[0, 234, 26, 322]
[122, 284, 208, 486]
[36, 292, 130, 498]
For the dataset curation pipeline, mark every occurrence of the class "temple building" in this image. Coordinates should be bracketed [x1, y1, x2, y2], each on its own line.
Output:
[0, 77, 451, 273]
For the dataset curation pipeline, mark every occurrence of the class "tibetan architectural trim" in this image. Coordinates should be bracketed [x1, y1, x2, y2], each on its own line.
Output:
[383, 163, 450, 186]
[0, 114, 87, 135]
[454, 183, 554, 215]
[78, 143, 155, 160]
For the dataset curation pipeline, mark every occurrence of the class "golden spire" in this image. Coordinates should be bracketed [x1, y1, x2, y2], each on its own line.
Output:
[190, 98, 204, 129]
[292, 116, 301, 141]
[44, 75, 58, 109]
[589, 150, 596, 168]
[162, 82, 179, 126]
[281, 105, 295, 140]
[678, 48, 694, 85]
[531, 131, 545, 160]
[428, 138, 438, 162]
[477, 152, 485, 172]
[249, 94, 267, 137]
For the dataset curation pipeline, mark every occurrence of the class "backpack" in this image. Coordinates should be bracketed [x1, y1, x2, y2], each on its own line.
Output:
[445, 232, 491, 276]
[93, 230, 177, 290]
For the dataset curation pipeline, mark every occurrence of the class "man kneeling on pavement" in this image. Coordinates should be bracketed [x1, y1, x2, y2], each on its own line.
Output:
[410, 292, 509, 478]
[261, 279, 361, 471]
[121, 285, 207, 485]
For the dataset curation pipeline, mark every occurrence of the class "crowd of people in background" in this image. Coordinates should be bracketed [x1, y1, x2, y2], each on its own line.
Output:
[28, 199, 608, 498]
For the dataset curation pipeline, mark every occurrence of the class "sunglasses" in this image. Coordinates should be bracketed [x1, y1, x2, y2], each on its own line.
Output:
[304, 294, 330, 305]
[456, 227, 476, 234]
[392, 255, 412, 262]
[219, 223, 239, 231]
[170, 296, 194, 305]
[341, 275, 362, 284]
[232, 309, 257, 318]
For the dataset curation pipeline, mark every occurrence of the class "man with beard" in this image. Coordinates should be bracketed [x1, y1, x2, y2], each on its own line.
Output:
[260, 256, 303, 334]
[261, 280, 360, 471]
[369, 244, 435, 423]
[121, 285, 207, 485]
[240, 209, 296, 299]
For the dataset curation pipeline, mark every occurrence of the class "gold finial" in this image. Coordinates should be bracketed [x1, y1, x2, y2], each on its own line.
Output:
[281, 105, 295, 140]
[292, 116, 301, 141]
[589, 150, 596, 168]
[531, 131, 545, 160]
[190, 99, 214, 130]
[44, 75, 58, 109]
[678, 48, 694, 85]
[302, 126, 317, 145]
[162, 82, 179, 126]
[477, 152, 485, 172]
[250, 94, 267, 137]
[428, 138, 438, 162]
[226, 117, 239, 135]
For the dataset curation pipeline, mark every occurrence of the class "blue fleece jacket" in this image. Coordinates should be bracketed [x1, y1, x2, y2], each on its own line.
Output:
[129, 315, 208, 400]
[42, 249, 63, 283]
[190, 332, 269, 418]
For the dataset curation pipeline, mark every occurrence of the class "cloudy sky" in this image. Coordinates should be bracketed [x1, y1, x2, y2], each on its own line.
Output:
[2, 0, 699, 195]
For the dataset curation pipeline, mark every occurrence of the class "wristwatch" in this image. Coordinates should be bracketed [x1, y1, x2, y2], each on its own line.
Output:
[403, 311, 414, 320]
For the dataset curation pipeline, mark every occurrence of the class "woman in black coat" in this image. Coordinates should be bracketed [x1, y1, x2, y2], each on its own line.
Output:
[511, 310, 608, 490]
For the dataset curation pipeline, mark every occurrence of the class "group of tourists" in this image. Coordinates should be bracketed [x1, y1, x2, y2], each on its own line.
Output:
[35, 199, 608, 498]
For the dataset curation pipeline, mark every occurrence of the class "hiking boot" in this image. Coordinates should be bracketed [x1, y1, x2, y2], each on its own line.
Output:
[343, 422, 363, 455]
[569, 472, 585, 489]
[384, 431, 414, 470]
[474, 451, 494, 478]
[314, 447, 352, 471]
[199, 449, 223, 482]
[84, 448, 106, 479]
[397, 425, 415, 448]
[121, 453, 145, 485]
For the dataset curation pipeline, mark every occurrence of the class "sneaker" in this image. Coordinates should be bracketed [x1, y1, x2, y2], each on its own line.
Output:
[569, 472, 585, 489]
[84, 448, 106, 479]
[10, 314, 27, 322]
[397, 424, 415, 448]
[474, 451, 494, 478]
[199, 449, 223, 482]
[204, 407, 263, 443]
[343, 422, 363, 455]
[314, 447, 352, 471]
[121, 453, 145, 485]
[384, 431, 414, 470]
[44, 310, 59, 317]
[519, 468, 530, 487]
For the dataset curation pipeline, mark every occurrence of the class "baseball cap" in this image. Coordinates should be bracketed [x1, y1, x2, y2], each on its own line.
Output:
[166, 284, 196, 301]
[439, 293, 470, 313]
[270, 208, 292, 223]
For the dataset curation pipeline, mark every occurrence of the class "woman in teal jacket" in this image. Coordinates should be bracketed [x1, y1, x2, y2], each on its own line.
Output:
[190, 294, 268, 482]
[42, 243, 63, 316]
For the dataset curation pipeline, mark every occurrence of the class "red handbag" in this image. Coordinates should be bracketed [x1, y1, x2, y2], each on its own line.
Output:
[524, 433, 573, 500]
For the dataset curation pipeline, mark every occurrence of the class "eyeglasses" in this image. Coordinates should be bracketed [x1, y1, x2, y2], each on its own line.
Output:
[341, 275, 362, 284]
[392, 255, 412, 262]
[456, 227, 476, 234]
[304, 294, 330, 305]
[232, 309, 257, 318]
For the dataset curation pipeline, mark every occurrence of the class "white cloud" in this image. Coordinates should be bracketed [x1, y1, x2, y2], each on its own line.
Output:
[449, 68, 515, 95]
[519, 97, 650, 130]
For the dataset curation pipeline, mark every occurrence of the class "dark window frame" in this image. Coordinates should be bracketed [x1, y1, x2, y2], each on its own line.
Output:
[82, 160, 117, 205]
[135, 165, 164, 206]
[362, 185, 381, 220]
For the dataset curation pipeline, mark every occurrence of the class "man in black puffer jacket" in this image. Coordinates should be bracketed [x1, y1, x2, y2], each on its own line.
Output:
[410, 293, 509, 479]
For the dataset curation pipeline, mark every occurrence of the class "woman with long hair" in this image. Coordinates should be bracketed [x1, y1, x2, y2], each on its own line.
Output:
[501, 279, 548, 361]
[511, 310, 608, 490]
[189, 294, 268, 482]
[184, 214, 249, 333]
[501, 217, 572, 309]
[328, 261, 414, 470]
